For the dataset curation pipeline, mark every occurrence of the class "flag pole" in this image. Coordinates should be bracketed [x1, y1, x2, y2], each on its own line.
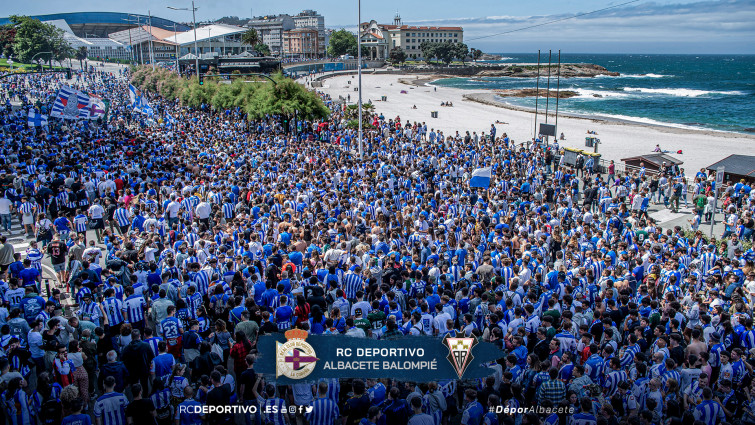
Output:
[533, 50, 540, 141]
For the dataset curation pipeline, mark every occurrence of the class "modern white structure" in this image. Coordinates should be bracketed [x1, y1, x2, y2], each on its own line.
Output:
[45, 19, 131, 61]
[164, 24, 250, 57]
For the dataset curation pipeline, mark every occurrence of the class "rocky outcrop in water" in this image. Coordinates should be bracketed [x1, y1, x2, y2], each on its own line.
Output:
[477, 63, 619, 78]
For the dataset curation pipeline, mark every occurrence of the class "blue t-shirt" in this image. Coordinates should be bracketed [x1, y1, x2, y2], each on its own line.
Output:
[176, 400, 204, 425]
[62, 413, 93, 425]
[19, 268, 40, 287]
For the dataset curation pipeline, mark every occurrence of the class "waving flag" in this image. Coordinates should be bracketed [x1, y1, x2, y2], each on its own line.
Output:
[129, 84, 154, 116]
[27, 111, 48, 127]
[469, 167, 492, 188]
[50, 86, 90, 120]
[85, 95, 109, 120]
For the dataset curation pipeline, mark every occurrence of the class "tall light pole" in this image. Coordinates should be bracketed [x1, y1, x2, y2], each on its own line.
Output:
[173, 23, 180, 74]
[357, 0, 363, 159]
[122, 17, 139, 64]
[148, 10, 156, 68]
[127, 15, 144, 66]
[168, 2, 200, 78]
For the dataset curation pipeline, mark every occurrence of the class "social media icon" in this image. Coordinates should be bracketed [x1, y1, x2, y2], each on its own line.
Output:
[305, 406, 314, 414]
[289, 406, 297, 414]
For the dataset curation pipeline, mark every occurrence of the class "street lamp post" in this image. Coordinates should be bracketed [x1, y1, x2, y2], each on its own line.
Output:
[148, 10, 156, 68]
[168, 2, 200, 78]
[357, 0, 363, 159]
[128, 15, 145, 66]
[122, 17, 139, 64]
[173, 23, 180, 74]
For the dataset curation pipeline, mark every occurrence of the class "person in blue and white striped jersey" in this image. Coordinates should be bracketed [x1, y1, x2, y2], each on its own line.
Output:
[1, 376, 31, 425]
[693, 387, 725, 425]
[112, 203, 131, 236]
[123, 286, 147, 332]
[73, 209, 88, 243]
[93, 376, 128, 425]
[100, 288, 124, 338]
[307, 381, 341, 425]
[25, 241, 43, 272]
[18, 197, 36, 238]
[256, 383, 289, 425]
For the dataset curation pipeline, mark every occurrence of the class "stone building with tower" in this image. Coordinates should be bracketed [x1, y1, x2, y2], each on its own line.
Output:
[359, 14, 464, 61]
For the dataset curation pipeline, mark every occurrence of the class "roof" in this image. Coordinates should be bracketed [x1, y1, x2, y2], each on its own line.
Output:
[165, 24, 245, 46]
[706, 154, 755, 177]
[0, 12, 189, 33]
[109, 27, 156, 45]
[361, 22, 462, 31]
[143, 26, 180, 42]
[620, 153, 683, 166]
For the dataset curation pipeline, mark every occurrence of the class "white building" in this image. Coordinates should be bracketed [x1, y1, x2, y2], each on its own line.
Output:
[164, 24, 250, 57]
[361, 15, 464, 60]
[45, 19, 130, 61]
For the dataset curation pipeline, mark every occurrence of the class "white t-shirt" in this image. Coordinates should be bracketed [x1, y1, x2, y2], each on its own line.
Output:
[166, 201, 180, 218]
[88, 204, 104, 219]
[0, 198, 11, 215]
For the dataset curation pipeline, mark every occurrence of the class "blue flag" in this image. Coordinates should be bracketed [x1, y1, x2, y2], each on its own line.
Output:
[128, 84, 154, 116]
[469, 167, 491, 188]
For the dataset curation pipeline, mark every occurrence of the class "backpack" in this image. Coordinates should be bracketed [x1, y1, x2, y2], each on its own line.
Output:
[444, 395, 459, 417]
[325, 290, 336, 305]
[212, 295, 227, 319]
[155, 402, 172, 422]
[39, 399, 62, 425]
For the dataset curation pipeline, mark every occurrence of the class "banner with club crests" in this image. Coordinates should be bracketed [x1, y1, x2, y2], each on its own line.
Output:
[256, 330, 504, 384]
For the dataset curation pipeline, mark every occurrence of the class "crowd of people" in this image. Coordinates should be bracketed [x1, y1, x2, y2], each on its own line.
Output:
[0, 64, 754, 425]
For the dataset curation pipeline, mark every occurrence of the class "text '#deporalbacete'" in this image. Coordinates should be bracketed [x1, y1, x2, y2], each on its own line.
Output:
[257, 330, 501, 384]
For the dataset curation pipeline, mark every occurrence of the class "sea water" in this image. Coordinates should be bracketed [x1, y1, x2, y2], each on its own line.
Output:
[431, 54, 755, 133]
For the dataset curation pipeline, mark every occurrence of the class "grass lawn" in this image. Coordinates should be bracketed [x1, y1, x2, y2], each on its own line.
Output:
[0, 58, 65, 71]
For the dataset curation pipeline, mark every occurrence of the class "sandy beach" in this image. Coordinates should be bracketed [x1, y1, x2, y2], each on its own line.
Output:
[315, 73, 755, 173]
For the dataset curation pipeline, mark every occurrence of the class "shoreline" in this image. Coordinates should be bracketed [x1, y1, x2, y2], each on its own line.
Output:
[461, 92, 755, 139]
[315, 72, 755, 172]
[394, 73, 755, 138]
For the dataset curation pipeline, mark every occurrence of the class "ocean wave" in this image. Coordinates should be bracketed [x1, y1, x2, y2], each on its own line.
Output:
[574, 88, 630, 99]
[625, 73, 671, 78]
[622, 87, 746, 97]
[593, 73, 671, 79]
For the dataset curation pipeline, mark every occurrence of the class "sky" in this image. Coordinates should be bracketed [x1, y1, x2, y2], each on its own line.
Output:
[5, 0, 755, 54]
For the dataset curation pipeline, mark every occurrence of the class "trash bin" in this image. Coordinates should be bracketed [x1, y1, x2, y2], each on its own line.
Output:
[431, 111, 438, 118]
[353, 87, 359, 92]
[585, 137, 594, 148]
[381, 96, 387, 101]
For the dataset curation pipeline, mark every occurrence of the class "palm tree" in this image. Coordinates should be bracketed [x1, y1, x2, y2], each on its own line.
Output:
[75, 46, 88, 70]
[241, 29, 259, 51]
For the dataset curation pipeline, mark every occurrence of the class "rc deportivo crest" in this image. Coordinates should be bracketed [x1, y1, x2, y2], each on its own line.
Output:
[443, 335, 477, 378]
[276, 329, 319, 379]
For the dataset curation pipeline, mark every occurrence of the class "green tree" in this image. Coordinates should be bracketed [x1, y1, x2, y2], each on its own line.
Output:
[241, 28, 259, 48]
[454, 43, 469, 64]
[419, 41, 436, 64]
[75, 46, 88, 70]
[254, 43, 271, 56]
[0, 25, 16, 58]
[344, 102, 375, 129]
[470, 48, 483, 62]
[434, 42, 456, 65]
[327, 29, 357, 57]
[9, 15, 71, 64]
[388, 47, 407, 65]
[246, 73, 329, 125]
